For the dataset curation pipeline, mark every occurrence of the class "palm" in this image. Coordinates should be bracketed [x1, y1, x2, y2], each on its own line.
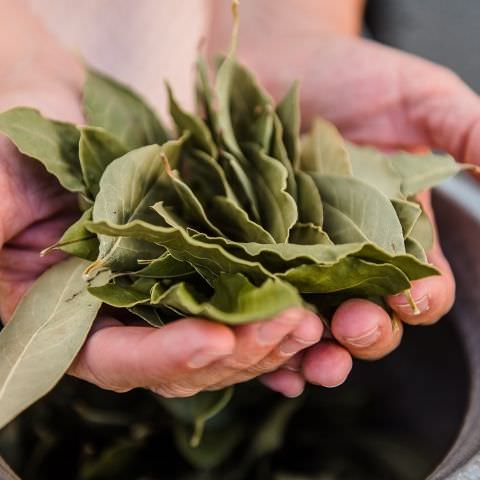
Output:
[300, 36, 479, 161]
[0, 140, 76, 319]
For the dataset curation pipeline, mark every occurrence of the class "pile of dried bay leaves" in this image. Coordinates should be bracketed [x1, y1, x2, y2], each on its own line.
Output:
[0, 3, 475, 479]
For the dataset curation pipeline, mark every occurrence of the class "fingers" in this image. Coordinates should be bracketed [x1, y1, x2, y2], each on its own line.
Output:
[69, 309, 323, 399]
[69, 316, 235, 397]
[331, 299, 403, 360]
[302, 341, 353, 387]
[205, 308, 323, 390]
[387, 247, 455, 325]
[259, 369, 305, 398]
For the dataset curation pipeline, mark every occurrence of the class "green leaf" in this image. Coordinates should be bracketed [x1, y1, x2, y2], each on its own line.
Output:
[244, 145, 298, 243]
[88, 278, 153, 308]
[348, 143, 403, 198]
[310, 174, 405, 254]
[289, 223, 332, 245]
[166, 82, 217, 157]
[295, 171, 324, 226]
[300, 118, 352, 176]
[280, 257, 411, 296]
[162, 161, 225, 237]
[160, 388, 233, 448]
[388, 150, 470, 196]
[128, 305, 165, 327]
[41, 208, 99, 261]
[192, 233, 437, 281]
[0, 258, 103, 429]
[0, 107, 84, 193]
[86, 220, 273, 284]
[83, 68, 169, 149]
[231, 64, 274, 151]
[270, 113, 297, 197]
[276, 82, 301, 168]
[151, 274, 303, 324]
[407, 205, 434, 252]
[208, 196, 275, 244]
[180, 149, 238, 204]
[405, 237, 427, 263]
[91, 145, 168, 272]
[391, 199, 421, 238]
[216, 58, 274, 156]
[133, 252, 195, 279]
[250, 398, 302, 459]
[219, 151, 261, 222]
[195, 57, 220, 143]
[78, 126, 128, 197]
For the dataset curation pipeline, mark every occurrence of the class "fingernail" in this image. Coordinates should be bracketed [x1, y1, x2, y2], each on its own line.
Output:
[392, 287, 430, 316]
[188, 351, 229, 369]
[279, 336, 316, 356]
[284, 388, 304, 398]
[257, 310, 300, 345]
[343, 326, 380, 348]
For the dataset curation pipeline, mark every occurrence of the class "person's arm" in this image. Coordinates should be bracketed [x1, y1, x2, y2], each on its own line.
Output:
[0, 0, 84, 121]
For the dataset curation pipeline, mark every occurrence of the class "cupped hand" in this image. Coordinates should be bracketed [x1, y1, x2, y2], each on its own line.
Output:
[259, 36, 476, 396]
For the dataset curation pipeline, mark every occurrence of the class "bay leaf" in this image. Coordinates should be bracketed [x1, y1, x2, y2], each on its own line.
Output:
[160, 388, 233, 448]
[151, 273, 303, 324]
[310, 174, 405, 254]
[83, 68, 169, 149]
[166, 82, 217, 157]
[289, 223, 333, 245]
[180, 149, 238, 205]
[270, 113, 297, 197]
[91, 145, 168, 272]
[405, 237, 427, 263]
[347, 143, 403, 198]
[276, 82, 301, 168]
[78, 126, 128, 197]
[219, 150, 261, 222]
[388, 150, 472, 196]
[407, 205, 434, 252]
[391, 199, 421, 238]
[243, 145, 298, 243]
[133, 252, 195, 279]
[295, 171, 324, 226]
[230, 63, 274, 151]
[300, 118, 352, 176]
[162, 161, 225, 237]
[86, 220, 273, 284]
[280, 257, 411, 296]
[128, 305, 165, 327]
[0, 257, 103, 429]
[208, 196, 275, 244]
[0, 107, 83, 193]
[41, 208, 99, 261]
[195, 56, 220, 143]
[88, 279, 152, 308]
[192, 233, 437, 281]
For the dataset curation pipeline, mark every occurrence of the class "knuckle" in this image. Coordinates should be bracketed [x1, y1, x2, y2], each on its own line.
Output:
[220, 357, 254, 371]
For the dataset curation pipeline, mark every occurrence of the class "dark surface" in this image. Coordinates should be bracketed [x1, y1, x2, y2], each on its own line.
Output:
[366, 0, 480, 92]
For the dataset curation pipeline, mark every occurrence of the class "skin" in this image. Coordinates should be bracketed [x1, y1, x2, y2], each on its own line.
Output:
[0, 0, 476, 398]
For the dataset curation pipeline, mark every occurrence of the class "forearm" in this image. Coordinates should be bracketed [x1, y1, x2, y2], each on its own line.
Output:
[0, 0, 83, 122]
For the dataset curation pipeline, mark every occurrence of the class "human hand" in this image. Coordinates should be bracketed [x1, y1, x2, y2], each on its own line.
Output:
[254, 36, 474, 396]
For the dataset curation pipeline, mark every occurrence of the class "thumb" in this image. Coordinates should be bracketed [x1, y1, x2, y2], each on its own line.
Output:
[406, 66, 480, 167]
